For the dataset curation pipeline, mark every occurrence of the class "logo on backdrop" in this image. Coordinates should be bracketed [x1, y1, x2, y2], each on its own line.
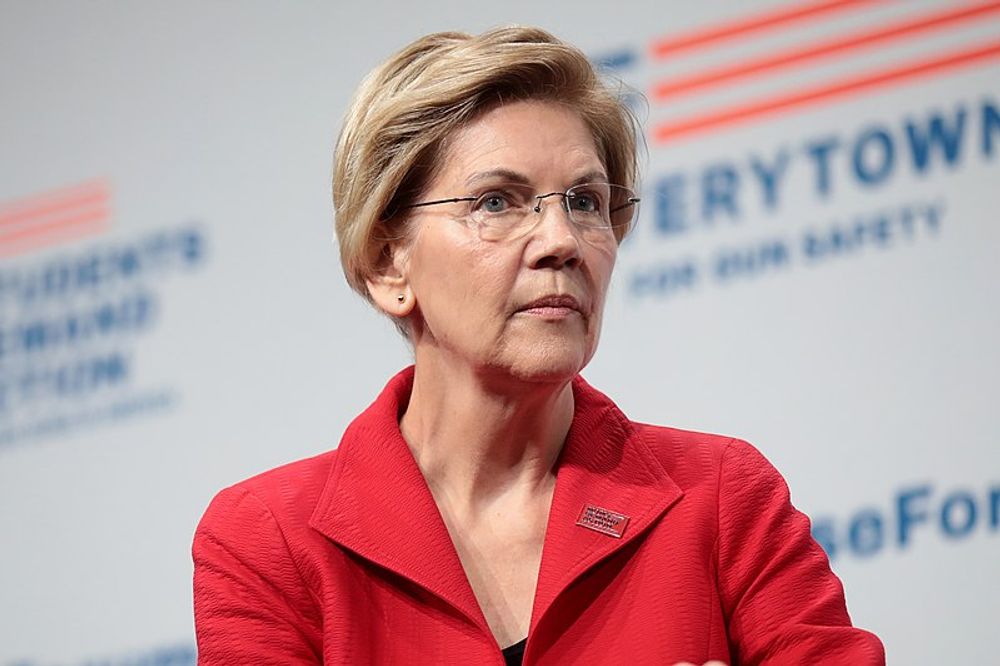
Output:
[0, 180, 207, 448]
[812, 480, 1000, 563]
[595, 1, 1000, 299]
[592, 1, 1000, 566]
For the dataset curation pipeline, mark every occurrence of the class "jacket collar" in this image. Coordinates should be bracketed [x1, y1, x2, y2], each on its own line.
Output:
[309, 366, 684, 639]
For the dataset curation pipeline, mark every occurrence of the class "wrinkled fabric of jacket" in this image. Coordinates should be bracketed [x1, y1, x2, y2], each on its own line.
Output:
[193, 366, 885, 665]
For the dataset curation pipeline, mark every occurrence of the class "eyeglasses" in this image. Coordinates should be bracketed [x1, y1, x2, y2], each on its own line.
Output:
[399, 182, 640, 243]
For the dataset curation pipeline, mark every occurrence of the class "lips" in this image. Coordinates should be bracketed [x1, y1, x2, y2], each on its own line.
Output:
[516, 294, 584, 314]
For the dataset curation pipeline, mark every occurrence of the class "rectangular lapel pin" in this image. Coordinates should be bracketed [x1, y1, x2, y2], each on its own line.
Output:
[576, 504, 630, 538]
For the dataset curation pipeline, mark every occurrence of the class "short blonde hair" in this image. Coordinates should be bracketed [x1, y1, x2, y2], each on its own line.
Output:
[332, 26, 640, 300]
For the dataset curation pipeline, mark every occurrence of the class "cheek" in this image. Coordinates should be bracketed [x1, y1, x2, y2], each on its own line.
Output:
[590, 246, 618, 303]
[409, 234, 515, 328]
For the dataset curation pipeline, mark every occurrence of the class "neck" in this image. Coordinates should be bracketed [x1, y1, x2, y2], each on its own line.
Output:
[399, 352, 575, 512]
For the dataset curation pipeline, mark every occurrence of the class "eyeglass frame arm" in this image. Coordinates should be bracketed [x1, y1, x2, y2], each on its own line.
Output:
[401, 194, 640, 216]
[402, 197, 478, 210]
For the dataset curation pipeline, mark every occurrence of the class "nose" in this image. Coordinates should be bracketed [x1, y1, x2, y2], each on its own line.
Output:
[526, 193, 581, 270]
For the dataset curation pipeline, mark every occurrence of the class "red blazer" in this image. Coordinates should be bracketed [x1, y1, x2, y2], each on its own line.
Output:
[193, 367, 884, 665]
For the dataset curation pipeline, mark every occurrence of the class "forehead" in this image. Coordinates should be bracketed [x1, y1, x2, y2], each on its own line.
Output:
[433, 100, 606, 187]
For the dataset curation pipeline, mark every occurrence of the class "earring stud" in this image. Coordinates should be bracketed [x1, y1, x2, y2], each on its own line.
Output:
[397, 294, 405, 303]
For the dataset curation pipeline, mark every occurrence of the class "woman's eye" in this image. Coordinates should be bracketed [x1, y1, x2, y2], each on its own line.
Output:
[569, 193, 600, 213]
[476, 191, 520, 214]
[481, 194, 508, 213]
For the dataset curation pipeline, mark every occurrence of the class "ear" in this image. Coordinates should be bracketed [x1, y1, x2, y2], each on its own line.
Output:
[366, 239, 416, 318]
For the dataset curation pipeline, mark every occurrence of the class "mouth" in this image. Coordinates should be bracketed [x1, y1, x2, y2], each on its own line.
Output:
[515, 294, 585, 319]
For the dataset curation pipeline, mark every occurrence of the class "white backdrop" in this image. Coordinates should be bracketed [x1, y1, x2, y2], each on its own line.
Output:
[1, 1, 997, 664]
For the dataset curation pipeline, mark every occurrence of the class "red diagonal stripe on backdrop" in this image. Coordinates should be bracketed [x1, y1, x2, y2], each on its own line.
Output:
[0, 207, 110, 246]
[653, 40, 1000, 143]
[0, 188, 110, 227]
[0, 219, 109, 258]
[649, 0, 882, 59]
[652, 1, 1000, 100]
[0, 179, 108, 214]
[0, 179, 111, 255]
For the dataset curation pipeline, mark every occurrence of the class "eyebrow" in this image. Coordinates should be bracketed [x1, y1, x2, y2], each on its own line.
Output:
[464, 168, 611, 189]
[465, 169, 531, 187]
[570, 170, 611, 186]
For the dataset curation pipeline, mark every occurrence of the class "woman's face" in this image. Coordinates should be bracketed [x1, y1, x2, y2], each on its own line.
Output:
[388, 100, 618, 384]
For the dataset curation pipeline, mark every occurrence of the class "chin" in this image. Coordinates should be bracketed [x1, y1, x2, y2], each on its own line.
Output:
[494, 337, 595, 385]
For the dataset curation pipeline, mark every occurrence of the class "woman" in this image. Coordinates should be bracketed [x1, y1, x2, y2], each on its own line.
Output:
[193, 27, 885, 665]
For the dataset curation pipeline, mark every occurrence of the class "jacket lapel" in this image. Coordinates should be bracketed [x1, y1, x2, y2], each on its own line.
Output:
[308, 367, 685, 646]
[528, 376, 684, 637]
[309, 367, 490, 633]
